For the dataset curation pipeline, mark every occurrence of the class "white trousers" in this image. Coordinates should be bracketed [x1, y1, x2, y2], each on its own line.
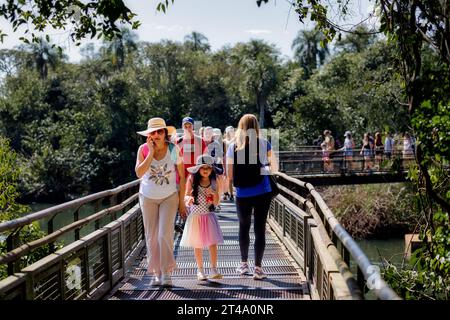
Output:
[139, 192, 178, 275]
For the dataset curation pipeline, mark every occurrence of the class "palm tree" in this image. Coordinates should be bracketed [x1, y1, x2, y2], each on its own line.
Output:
[104, 27, 138, 69]
[184, 31, 211, 52]
[291, 29, 329, 78]
[24, 38, 63, 79]
[335, 25, 376, 53]
[232, 40, 280, 128]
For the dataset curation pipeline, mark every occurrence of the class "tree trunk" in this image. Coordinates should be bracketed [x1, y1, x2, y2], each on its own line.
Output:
[257, 92, 265, 128]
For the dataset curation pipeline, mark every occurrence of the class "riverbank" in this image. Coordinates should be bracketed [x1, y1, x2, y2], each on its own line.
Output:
[317, 183, 422, 240]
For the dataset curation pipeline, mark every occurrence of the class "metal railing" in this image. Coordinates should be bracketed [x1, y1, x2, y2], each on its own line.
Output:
[276, 149, 416, 176]
[0, 181, 143, 300]
[268, 172, 400, 300]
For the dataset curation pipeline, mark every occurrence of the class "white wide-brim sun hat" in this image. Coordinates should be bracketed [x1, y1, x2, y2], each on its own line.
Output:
[137, 117, 168, 136]
[187, 154, 215, 174]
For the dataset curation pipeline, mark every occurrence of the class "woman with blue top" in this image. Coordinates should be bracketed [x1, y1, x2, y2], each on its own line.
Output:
[226, 114, 277, 280]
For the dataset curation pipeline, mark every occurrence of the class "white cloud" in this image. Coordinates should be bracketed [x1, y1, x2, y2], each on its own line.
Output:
[245, 29, 272, 35]
[152, 24, 186, 32]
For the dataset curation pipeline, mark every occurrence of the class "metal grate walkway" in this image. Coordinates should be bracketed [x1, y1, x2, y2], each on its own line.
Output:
[105, 201, 311, 300]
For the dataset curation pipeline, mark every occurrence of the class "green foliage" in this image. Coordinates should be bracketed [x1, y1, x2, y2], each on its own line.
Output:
[382, 207, 449, 300]
[0, 137, 61, 280]
[0, 30, 416, 200]
[374, 1, 450, 299]
[0, 0, 140, 46]
[276, 39, 409, 148]
[0, 136, 28, 219]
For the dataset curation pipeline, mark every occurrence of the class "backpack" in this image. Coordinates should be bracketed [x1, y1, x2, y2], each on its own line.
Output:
[141, 143, 180, 184]
[232, 139, 264, 188]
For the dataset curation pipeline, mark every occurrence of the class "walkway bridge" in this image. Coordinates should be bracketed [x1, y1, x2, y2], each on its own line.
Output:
[277, 148, 415, 186]
[0, 173, 400, 300]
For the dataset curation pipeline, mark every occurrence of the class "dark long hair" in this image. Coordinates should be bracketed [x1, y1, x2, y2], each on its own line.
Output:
[192, 169, 216, 206]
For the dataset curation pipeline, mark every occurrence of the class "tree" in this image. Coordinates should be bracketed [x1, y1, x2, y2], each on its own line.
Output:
[335, 25, 377, 53]
[0, 49, 28, 77]
[102, 27, 138, 70]
[23, 38, 65, 79]
[184, 31, 211, 52]
[292, 29, 329, 78]
[232, 40, 280, 128]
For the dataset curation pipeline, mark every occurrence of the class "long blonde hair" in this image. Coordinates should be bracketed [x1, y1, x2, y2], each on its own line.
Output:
[235, 114, 260, 151]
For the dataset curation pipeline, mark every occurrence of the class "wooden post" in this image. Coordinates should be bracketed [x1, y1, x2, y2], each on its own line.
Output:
[74, 208, 80, 241]
[404, 233, 428, 260]
[356, 266, 366, 296]
[84, 246, 91, 294]
[342, 246, 350, 266]
[47, 217, 55, 253]
[110, 194, 117, 221]
[95, 199, 101, 230]
[6, 232, 19, 275]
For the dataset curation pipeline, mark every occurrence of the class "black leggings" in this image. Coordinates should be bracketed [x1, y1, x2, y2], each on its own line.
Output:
[236, 193, 272, 267]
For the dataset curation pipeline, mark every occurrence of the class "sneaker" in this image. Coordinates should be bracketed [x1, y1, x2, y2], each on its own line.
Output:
[150, 274, 161, 286]
[236, 262, 250, 275]
[161, 274, 173, 287]
[253, 266, 267, 280]
[208, 268, 223, 280]
[197, 270, 207, 281]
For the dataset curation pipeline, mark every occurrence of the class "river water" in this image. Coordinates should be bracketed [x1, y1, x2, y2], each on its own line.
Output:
[29, 202, 110, 245]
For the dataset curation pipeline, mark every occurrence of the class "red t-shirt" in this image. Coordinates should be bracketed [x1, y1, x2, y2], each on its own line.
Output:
[176, 135, 207, 176]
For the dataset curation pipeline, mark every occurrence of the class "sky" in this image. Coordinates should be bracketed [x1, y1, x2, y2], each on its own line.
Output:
[0, 0, 374, 63]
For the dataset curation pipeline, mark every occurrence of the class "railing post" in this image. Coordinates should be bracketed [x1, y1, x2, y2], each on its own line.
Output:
[342, 246, 350, 266]
[307, 220, 317, 282]
[6, 232, 20, 275]
[95, 199, 102, 230]
[303, 216, 311, 276]
[110, 194, 118, 221]
[107, 231, 114, 292]
[47, 217, 55, 253]
[357, 266, 366, 297]
[84, 246, 91, 294]
[74, 208, 80, 241]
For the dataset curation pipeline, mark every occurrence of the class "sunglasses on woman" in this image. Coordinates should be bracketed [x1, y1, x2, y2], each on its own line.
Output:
[149, 129, 165, 136]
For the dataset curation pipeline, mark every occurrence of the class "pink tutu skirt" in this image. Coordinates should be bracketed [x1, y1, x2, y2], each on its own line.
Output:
[180, 212, 224, 248]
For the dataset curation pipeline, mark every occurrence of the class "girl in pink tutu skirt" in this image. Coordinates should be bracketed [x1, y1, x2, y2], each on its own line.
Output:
[180, 154, 224, 281]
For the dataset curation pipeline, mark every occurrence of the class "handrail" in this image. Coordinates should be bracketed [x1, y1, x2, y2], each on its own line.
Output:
[0, 193, 138, 265]
[308, 186, 400, 300]
[0, 180, 140, 233]
[274, 172, 401, 300]
[0, 203, 145, 300]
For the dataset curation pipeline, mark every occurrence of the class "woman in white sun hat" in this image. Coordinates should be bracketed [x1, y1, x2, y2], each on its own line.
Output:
[135, 117, 186, 287]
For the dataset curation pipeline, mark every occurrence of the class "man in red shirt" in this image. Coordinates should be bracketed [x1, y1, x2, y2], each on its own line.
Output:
[176, 117, 207, 178]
